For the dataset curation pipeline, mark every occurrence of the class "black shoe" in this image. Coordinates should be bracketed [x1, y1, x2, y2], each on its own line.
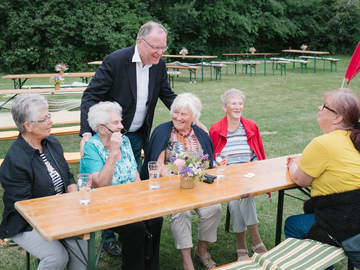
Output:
[103, 240, 122, 257]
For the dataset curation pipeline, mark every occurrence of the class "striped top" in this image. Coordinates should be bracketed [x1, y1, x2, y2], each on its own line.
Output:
[40, 152, 64, 195]
[214, 238, 345, 270]
[221, 123, 256, 165]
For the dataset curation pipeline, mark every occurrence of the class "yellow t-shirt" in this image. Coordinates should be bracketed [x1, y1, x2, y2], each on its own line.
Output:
[299, 130, 360, 197]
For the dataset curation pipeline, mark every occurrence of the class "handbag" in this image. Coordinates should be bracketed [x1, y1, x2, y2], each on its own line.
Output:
[328, 233, 360, 268]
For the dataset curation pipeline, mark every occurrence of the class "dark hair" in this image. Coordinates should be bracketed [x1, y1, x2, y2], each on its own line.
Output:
[327, 89, 360, 152]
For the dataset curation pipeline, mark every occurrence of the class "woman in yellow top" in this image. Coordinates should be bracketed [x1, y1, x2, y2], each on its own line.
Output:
[285, 89, 360, 247]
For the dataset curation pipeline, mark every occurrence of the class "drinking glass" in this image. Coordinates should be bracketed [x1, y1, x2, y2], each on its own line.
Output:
[215, 153, 228, 179]
[78, 173, 92, 205]
[148, 161, 161, 190]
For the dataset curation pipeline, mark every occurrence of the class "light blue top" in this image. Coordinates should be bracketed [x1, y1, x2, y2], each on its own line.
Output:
[80, 134, 137, 185]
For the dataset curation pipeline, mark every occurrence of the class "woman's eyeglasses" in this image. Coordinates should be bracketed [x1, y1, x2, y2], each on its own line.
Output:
[35, 114, 52, 123]
[101, 124, 128, 135]
[322, 104, 337, 114]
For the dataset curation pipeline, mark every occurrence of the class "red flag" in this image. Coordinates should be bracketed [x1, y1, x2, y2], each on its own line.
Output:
[344, 41, 360, 86]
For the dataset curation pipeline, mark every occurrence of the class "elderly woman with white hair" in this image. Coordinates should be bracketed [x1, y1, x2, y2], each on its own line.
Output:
[209, 89, 267, 261]
[141, 93, 222, 270]
[0, 94, 87, 270]
[80, 101, 163, 270]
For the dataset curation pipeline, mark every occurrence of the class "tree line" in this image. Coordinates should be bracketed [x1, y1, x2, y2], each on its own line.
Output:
[0, 0, 359, 73]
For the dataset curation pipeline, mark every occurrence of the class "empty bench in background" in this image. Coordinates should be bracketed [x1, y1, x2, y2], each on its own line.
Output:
[167, 71, 181, 87]
[299, 56, 341, 72]
[166, 61, 201, 83]
[270, 58, 310, 74]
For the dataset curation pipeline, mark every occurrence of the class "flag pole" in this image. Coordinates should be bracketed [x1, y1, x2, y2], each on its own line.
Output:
[341, 78, 346, 88]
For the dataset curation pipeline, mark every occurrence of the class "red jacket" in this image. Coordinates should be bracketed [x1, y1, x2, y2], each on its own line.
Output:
[209, 116, 266, 160]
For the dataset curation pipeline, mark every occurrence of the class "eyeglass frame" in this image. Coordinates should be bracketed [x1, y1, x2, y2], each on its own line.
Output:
[34, 113, 52, 123]
[322, 104, 337, 114]
[141, 38, 168, 52]
[100, 124, 128, 135]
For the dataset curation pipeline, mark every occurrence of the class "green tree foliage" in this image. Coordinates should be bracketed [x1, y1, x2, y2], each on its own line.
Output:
[0, 0, 359, 73]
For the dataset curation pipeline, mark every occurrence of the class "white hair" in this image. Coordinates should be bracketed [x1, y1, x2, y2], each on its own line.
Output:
[170, 93, 202, 121]
[220, 88, 245, 106]
[88, 101, 122, 133]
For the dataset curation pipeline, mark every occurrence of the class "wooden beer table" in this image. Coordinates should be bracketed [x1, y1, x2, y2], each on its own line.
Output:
[15, 155, 297, 269]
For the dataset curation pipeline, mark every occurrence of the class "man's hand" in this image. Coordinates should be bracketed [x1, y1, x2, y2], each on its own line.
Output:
[80, 134, 92, 158]
[194, 120, 208, 133]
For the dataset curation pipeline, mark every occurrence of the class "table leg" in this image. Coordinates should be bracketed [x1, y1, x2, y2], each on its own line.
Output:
[314, 55, 317, 73]
[88, 232, 96, 270]
[201, 59, 204, 82]
[275, 190, 285, 246]
[264, 55, 267, 76]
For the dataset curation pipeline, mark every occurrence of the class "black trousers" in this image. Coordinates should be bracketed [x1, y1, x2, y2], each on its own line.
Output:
[111, 217, 163, 270]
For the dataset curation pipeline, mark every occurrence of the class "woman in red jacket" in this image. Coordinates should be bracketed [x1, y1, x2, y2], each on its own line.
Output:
[209, 89, 267, 261]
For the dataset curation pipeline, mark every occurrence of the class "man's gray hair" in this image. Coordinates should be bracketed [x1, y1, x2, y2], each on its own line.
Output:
[137, 21, 167, 38]
[11, 94, 48, 133]
[88, 101, 123, 133]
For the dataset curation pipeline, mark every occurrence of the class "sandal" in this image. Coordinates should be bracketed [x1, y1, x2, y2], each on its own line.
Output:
[252, 242, 266, 254]
[237, 248, 249, 261]
[194, 247, 217, 269]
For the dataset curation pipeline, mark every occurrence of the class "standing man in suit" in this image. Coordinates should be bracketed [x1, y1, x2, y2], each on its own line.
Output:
[80, 21, 175, 261]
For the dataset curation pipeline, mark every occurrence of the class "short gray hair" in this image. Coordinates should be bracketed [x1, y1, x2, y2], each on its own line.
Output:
[137, 21, 167, 38]
[170, 93, 202, 122]
[11, 94, 48, 133]
[88, 101, 123, 133]
[221, 88, 246, 106]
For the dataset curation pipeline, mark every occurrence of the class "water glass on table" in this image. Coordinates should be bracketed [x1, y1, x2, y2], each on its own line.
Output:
[148, 161, 161, 190]
[78, 173, 92, 205]
[215, 153, 227, 179]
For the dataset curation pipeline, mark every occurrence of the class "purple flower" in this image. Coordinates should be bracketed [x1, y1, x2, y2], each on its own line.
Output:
[181, 167, 193, 175]
[171, 156, 177, 162]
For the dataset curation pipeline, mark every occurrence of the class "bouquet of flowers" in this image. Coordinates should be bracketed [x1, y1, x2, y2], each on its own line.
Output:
[301, 44, 308, 50]
[249, 47, 256, 53]
[55, 62, 68, 72]
[49, 75, 64, 85]
[179, 47, 188, 55]
[167, 151, 209, 183]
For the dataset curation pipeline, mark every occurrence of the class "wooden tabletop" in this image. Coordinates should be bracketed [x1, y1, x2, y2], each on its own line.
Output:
[282, 49, 329, 55]
[15, 155, 296, 242]
[87, 61, 103, 65]
[162, 55, 217, 59]
[0, 87, 86, 95]
[223, 53, 279, 56]
[2, 72, 95, 80]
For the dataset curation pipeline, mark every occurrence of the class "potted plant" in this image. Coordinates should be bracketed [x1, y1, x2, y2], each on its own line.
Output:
[167, 151, 209, 189]
[301, 44, 308, 51]
[179, 47, 188, 57]
[55, 62, 68, 75]
[249, 47, 257, 54]
[50, 75, 64, 90]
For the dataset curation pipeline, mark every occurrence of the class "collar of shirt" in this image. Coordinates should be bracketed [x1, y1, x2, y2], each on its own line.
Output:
[132, 45, 152, 69]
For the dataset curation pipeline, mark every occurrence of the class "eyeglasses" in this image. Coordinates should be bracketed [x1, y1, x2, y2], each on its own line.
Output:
[141, 38, 168, 52]
[101, 124, 128, 135]
[322, 104, 337, 114]
[35, 114, 52, 123]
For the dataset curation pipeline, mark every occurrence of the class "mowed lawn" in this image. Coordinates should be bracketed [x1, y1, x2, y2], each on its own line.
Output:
[0, 54, 359, 269]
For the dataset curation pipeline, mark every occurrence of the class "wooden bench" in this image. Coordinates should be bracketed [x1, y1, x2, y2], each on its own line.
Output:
[213, 238, 352, 270]
[269, 60, 291, 75]
[234, 61, 263, 77]
[190, 62, 226, 80]
[299, 56, 340, 72]
[0, 126, 80, 141]
[167, 71, 181, 87]
[166, 65, 201, 83]
[270, 58, 310, 73]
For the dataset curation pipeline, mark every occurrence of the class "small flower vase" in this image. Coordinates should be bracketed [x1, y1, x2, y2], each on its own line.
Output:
[251, 51, 254, 54]
[180, 174, 195, 189]
[182, 53, 186, 57]
[59, 70, 64, 75]
[302, 48, 306, 51]
[54, 83, 60, 90]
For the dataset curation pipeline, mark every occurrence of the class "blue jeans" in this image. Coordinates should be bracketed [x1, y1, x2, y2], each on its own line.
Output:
[284, 213, 315, 239]
[101, 229, 116, 243]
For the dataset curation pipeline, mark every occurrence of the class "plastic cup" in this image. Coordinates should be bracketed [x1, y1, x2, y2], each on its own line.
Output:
[148, 161, 161, 190]
[78, 173, 92, 205]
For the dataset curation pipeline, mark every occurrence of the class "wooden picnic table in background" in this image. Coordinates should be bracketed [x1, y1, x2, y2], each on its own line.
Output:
[2, 72, 95, 89]
[15, 155, 296, 270]
[162, 55, 217, 82]
[223, 53, 280, 76]
[282, 49, 329, 73]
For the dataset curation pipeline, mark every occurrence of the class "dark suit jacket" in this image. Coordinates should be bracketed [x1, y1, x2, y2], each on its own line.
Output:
[80, 45, 177, 138]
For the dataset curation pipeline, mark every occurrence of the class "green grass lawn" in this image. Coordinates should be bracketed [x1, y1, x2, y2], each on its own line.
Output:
[1, 55, 359, 269]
